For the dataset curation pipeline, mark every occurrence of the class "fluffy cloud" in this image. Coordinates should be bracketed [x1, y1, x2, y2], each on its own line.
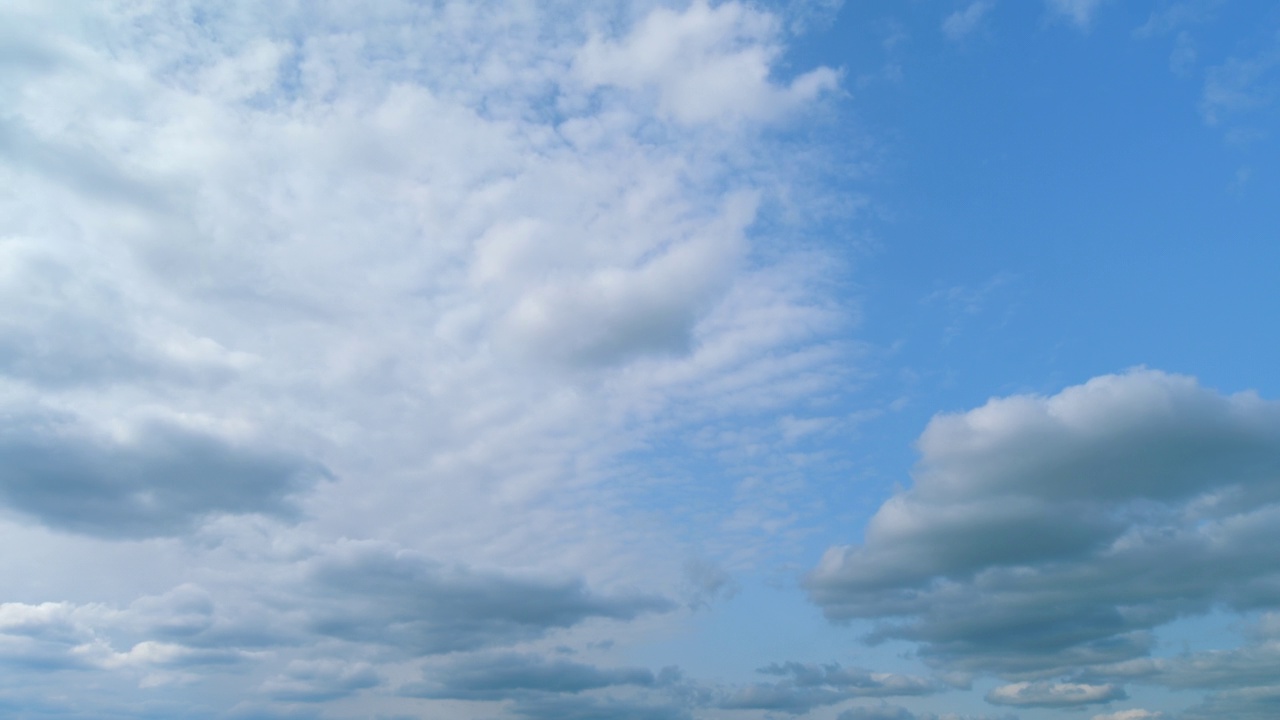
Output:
[808, 370, 1280, 689]
[985, 680, 1125, 707]
[575, 0, 838, 125]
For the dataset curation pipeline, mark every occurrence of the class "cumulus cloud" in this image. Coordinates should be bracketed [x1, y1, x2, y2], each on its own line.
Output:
[574, 0, 839, 125]
[808, 369, 1280, 681]
[985, 680, 1125, 707]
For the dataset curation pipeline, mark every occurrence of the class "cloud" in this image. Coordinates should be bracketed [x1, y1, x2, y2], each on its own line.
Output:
[1091, 710, 1167, 720]
[986, 680, 1125, 707]
[1045, 0, 1108, 28]
[0, 412, 327, 538]
[1201, 44, 1280, 127]
[402, 652, 656, 700]
[1134, 0, 1223, 38]
[507, 695, 692, 720]
[808, 369, 1280, 678]
[837, 704, 1015, 720]
[574, 0, 839, 125]
[1180, 684, 1280, 720]
[303, 541, 674, 655]
[943, 2, 995, 42]
[0, 0, 852, 715]
[259, 659, 381, 703]
[719, 661, 938, 713]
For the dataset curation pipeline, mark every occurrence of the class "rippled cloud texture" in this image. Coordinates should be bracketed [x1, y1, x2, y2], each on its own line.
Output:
[1, 1, 1278, 719]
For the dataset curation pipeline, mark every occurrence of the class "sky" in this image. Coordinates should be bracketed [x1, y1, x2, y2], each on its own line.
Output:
[0, 1, 1278, 719]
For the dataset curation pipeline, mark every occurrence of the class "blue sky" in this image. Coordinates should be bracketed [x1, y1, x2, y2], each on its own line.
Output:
[1, 1, 1278, 719]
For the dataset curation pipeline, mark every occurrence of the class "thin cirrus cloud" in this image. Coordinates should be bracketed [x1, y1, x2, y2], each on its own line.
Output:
[942, 2, 995, 42]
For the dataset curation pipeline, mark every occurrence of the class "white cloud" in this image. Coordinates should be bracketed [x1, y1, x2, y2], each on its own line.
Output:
[943, 2, 995, 42]
[986, 680, 1125, 707]
[1045, 0, 1108, 29]
[808, 369, 1280, 682]
[0, 1, 851, 716]
[574, 0, 839, 125]
[1092, 709, 1167, 720]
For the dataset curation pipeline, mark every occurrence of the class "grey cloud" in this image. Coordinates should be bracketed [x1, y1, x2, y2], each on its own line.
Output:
[807, 370, 1280, 678]
[719, 661, 938, 714]
[305, 542, 674, 655]
[985, 680, 1125, 707]
[507, 695, 692, 720]
[1081, 616, 1280, 692]
[0, 414, 328, 538]
[1181, 684, 1280, 720]
[403, 652, 656, 700]
[260, 659, 381, 703]
[838, 705, 917, 720]
[0, 601, 106, 671]
[838, 705, 1017, 720]
[1045, 0, 1108, 29]
[0, 115, 171, 212]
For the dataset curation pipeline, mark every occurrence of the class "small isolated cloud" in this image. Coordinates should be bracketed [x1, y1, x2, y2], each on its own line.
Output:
[1201, 46, 1280, 127]
[303, 541, 674, 656]
[1045, 0, 1108, 28]
[943, 2, 995, 42]
[1134, 0, 1223, 38]
[574, 0, 839, 125]
[1180, 684, 1280, 720]
[807, 369, 1280, 678]
[986, 680, 1126, 707]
